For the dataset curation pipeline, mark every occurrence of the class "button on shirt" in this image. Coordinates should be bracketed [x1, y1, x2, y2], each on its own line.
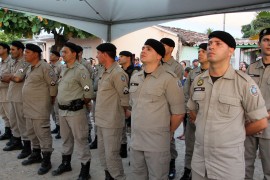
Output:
[57, 61, 94, 116]
[187, 65, 268, 179]
[20, 61, 58, 119]
[95, 62, 129, 129]
[247, 59, 270, 139]
[129, 65, 185, 152]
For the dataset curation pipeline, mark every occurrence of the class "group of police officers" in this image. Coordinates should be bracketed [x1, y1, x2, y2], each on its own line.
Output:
[0, 28, 269, 180]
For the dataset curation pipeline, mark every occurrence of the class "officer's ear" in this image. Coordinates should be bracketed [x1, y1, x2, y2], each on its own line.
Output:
[228, 47, 235, 57]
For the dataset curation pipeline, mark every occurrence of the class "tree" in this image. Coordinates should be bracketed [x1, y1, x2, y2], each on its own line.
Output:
[0, 31, 22, 43]
[241, 11, 270, 38]
[0, 8, 94, 51]
[205, 28, 214, 35]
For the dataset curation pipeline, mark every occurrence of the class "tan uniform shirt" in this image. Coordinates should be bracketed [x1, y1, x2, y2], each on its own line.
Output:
[20, 61, 58, 119]
[95, 62, 129, 129]
[57, 61, 94, 116]
[187, 66, 268, 179]
[162, 56, 183, 80]
[7, 57, 29, 102]
[0, 56, 12, 102]
[129, 65, 185, 152]
[79, 58, 93, 78]
[184, 67, 206, 110]
[50, 60, 63, 78]
[247, 59, 270, 139]
[92, 65, 104, 97]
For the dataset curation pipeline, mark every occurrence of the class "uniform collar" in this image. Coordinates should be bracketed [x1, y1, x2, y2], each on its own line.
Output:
[141, 65, 164, 79]
[33, 60, 43, 68]
[105, 61, 118, 73]
[162, 56, 175, 65]
[201, 65, 235, 80]
[67, 61, 79, 69]
[256, 59, 265, 69]
[2, 56, 11, 63]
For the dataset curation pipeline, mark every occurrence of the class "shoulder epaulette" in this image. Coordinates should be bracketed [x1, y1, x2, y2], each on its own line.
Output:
[235, 70, 250, 82]
[165, 69, 177, 78]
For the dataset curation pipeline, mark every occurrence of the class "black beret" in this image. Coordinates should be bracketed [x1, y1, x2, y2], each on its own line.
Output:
[25, 43, 42, 53]
[76, 45, 83, 53]
[11, 41, 25, 50]
[208, 31, 236, 49]
[192, 59, 198, 63]
[64, 42, 78, 53]
[50, 50, 60, 57]
[160, 38, 175, 47]
[144, 39, 165, 58]
[96, 43, 116, 52]
[0, 42, 10, 52]
[119, 51, 132, 57]
[259, 28, 270, 41]
[198, 43, 207, 51]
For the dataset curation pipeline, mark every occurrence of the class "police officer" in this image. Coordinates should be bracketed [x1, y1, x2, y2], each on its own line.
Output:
[49, 50, 62, 139]
[1, 41, 32, 159]
[129, 39, 185, 180]
[95, 43, 129, 180]
[187, 31, 268, 179]
[0, 42, 12, 142]
[160, 37, 184, 179]
[52, 42, 94, 180]
[118, 50, 141, 158]
[245, 28, 270, 179]
[18, 44, 57, 175]
[180, 43, 209, 180]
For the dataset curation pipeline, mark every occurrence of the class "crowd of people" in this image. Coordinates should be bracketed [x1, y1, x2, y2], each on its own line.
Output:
[0, 28, 269, 180]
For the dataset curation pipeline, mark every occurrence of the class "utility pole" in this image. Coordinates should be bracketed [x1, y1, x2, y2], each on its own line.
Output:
[223, 13, 226, 31]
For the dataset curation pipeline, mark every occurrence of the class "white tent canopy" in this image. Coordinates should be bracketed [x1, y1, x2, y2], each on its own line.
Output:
[1, 0, 270, 41]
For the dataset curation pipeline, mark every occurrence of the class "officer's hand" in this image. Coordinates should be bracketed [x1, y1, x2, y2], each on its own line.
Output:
[1, 73, 12, 83]
[125, 109, 131, 119]
[51, 96, 56, 105]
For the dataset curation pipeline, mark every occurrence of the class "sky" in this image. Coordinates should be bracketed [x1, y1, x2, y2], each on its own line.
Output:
[161, 12, 257, 39]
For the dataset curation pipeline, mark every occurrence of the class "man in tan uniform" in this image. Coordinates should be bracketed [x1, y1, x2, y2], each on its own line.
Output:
[0, 42, 12, 142]
[49, 50, 62, 139]
[180, 43, 209, 180]
[95, 43, 129, 180]
[129, 39, 185, 180]
[52, 42, 94, 180]
[18, 44, 57, 175]
[245, 28, 270, 180]
[187, 31, 269, 180]
[160, 37, 184, 179]
[1, 41, 32, 158]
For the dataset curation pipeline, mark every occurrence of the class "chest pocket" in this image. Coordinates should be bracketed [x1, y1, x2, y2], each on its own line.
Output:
[98, 78, 112, 91]
[145, 89, 164, 103]
[218, 96, 241, 115]
[192, 92, 205, 111]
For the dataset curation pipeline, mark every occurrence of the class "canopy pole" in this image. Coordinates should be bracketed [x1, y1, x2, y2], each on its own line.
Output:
[107, 24, 112, 42]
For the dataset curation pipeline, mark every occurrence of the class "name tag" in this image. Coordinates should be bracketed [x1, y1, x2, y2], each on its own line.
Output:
[249, 74, 260, 77]
[194, 87, 205, 91]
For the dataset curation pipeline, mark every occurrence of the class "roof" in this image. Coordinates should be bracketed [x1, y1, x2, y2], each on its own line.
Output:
[158, 25, 208, 46]
[1, 0, 270, 41]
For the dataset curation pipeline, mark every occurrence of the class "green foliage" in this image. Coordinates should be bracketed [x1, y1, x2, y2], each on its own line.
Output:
[0, 8, 94, 49]
[205, 28, 214, 35]
[241, 11, 270, 38]
[0, 31, 22, 43]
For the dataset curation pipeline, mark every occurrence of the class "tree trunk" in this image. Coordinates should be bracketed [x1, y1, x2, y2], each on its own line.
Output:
[51, 31, 68, 52]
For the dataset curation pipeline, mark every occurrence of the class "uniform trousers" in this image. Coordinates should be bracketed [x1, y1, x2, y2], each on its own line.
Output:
[130, 148, 170, 180]
[51, 99, 59, 125]
[97, 126, 125, 180]
[245, 136, 270, 180]
[91, 100, 97, 134]
[26, 118, 53, 152]
[192, 170, 215, 180]
[9, 102, 28, 140]
[184, 119, 196, 169]
[170, 136, 178, 159]
[0, 102, 10, 127]
[60, 113, 91, 163]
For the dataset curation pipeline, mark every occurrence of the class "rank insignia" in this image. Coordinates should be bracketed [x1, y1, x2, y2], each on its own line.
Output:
[123, 87, 129, 94]
[18, 68, 24, 73]
[197, 79, 204, 86]
[121, 75, 126, 82]
[51, 81, 56, 86]
[49, 71, 54, 77]
[84, 85, 90, 92]
[249, 85, 258, 96]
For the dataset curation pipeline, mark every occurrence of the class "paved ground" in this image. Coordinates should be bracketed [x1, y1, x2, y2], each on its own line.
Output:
[0, 118, 265, 180]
